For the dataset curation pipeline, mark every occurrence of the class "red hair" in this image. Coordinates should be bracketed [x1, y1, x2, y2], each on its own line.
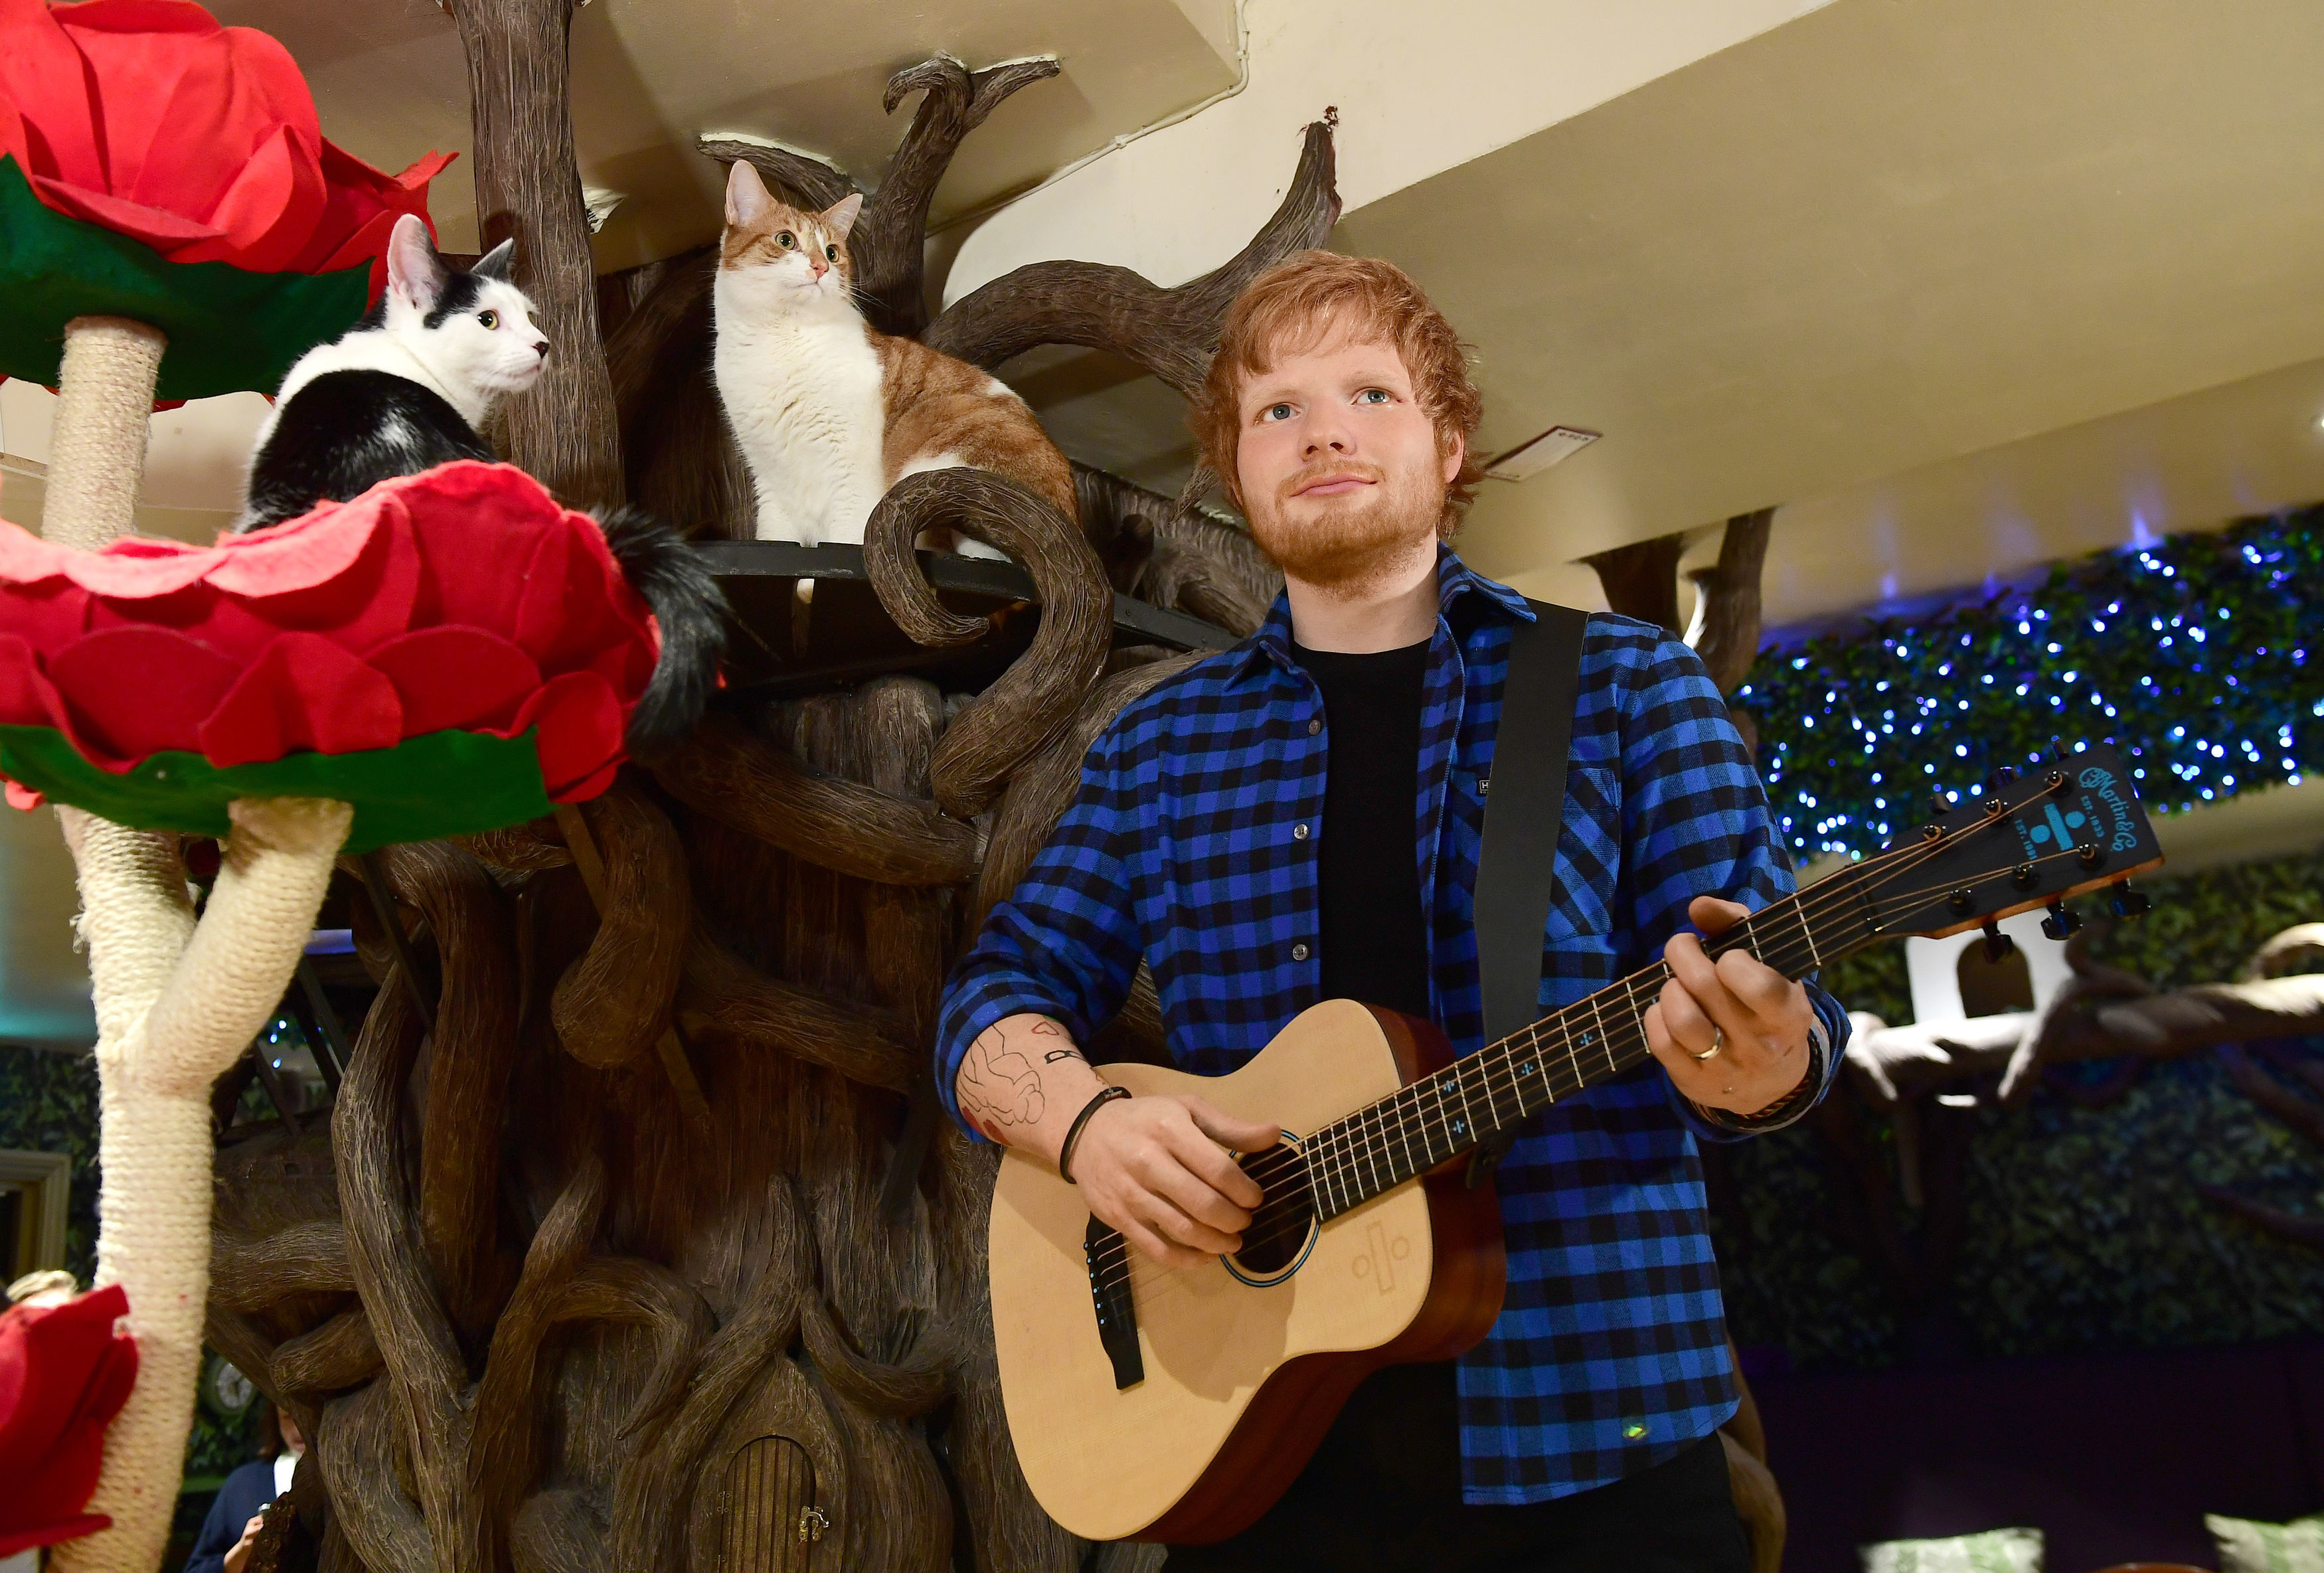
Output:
[1189, 251, 1485, 537]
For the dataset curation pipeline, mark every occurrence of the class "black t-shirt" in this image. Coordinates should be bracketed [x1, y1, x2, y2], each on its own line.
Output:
[1297, 638, 1434, 1021]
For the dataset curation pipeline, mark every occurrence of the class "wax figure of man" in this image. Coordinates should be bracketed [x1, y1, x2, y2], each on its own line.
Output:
[934, 250, 1849, 1572]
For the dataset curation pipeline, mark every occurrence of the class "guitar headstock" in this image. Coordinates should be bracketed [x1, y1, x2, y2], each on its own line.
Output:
[1855, 742, 2164, 941]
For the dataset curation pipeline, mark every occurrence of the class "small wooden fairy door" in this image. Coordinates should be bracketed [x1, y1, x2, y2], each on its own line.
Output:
[718, 1434, 828, 1572]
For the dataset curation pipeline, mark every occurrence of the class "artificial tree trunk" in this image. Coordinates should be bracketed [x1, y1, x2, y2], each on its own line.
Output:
[208, 45, 1337, 1573]
[445, 0, 622, 509]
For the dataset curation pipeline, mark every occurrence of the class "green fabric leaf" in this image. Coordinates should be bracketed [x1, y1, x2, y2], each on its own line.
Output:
[0, 156, 370, 402]
[0, 722, 554, 855]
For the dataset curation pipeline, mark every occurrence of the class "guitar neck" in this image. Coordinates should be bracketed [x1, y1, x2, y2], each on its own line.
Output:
[1300, 853, 1894, 1222]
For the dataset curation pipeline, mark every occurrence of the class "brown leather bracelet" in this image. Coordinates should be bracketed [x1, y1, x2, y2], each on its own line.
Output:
[1693, 1030, 1825, 1131]
[1058, 1085, 1131, 1184]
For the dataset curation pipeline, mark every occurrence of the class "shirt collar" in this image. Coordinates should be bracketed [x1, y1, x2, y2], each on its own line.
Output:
[1242, 544, 1534, 678]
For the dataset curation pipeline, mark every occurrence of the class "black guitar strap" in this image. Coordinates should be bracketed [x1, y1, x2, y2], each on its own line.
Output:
[1467, 601, 1588, 1185]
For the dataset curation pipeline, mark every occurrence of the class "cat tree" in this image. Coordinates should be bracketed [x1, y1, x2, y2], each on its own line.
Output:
[203, 9, 1327, 1571]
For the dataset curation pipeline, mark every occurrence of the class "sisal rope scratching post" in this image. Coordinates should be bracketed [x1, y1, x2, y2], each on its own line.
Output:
[41, 318, 165, 552]
[39, 317, 355, 1573]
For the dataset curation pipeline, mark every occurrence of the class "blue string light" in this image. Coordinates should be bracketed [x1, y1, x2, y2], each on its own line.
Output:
[1738, 509, 2324, 863]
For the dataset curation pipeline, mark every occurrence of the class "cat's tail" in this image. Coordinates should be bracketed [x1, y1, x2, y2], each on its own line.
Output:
[594, 505, 728, 761]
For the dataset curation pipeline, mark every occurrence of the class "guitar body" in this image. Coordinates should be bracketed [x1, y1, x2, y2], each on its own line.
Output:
[988, 999, 1506, 1544]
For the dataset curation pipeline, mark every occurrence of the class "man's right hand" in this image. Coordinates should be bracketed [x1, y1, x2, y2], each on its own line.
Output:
[1068, 1093, 1279, 1268]
[955, 1013, 1280, 1267]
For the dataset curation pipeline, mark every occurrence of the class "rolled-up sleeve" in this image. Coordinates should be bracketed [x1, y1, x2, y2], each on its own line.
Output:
[936, 727, 1146, 1137]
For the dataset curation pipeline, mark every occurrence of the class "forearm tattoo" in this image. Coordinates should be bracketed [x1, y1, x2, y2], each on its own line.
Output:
[958, 1019, 1086, 1142]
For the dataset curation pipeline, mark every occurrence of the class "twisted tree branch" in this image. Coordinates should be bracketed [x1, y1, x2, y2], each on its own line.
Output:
[373, 841, 520, 1350]
[549, 787, 689, 1070]
[470, 1153, 609, 1564]
[653, 714, 979, 886]
[211, 1219, 354, 1309]
[544, 1257, 714, 1441]
[679, 934, 920, 1092]
[272, 1308, 384, 1402]
[611, 1177, 810, 1572]
[799, 1289, 950, 1419]
[922, 117, 1341, 398]
[333, 981, 481, 1573]
[864, 467, 1114, 816]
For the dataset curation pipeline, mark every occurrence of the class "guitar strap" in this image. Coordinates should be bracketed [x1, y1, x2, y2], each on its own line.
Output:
[1467, 600, 1589, 1185]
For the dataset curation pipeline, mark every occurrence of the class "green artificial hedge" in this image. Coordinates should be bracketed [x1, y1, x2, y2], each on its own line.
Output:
[1720, 850, 2324, 1372]
[1736, 507, 2324, 865]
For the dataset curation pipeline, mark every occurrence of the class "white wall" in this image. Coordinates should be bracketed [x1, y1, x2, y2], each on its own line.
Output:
[942, 0, 1835, 300]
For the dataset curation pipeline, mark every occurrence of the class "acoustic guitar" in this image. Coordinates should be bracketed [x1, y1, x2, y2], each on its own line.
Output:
[987, 746, 2164, 1543]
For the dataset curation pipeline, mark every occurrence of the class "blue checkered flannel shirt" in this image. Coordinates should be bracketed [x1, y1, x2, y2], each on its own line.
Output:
[937, 547, 1848, 1505]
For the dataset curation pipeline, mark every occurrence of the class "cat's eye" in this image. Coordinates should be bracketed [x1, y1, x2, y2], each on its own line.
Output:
[776, 231, 795, 249]
[824, 244, 839, 262]
[477, 309, 499, 330]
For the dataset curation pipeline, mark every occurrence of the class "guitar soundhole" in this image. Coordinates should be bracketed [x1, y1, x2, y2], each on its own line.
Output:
[1227, 1142, 1318, 1282]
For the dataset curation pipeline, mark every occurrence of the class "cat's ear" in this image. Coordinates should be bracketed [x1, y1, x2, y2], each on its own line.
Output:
[821, 193, 863, 239]
[471, 238, 517, 282]
[384, 214, 448, 311]
[725, 160, 774, 227]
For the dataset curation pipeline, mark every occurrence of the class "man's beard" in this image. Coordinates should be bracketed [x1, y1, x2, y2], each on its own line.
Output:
[1244, 460, 1446, 594]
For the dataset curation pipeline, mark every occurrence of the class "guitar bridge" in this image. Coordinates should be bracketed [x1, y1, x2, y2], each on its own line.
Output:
[1084, 1216, 1144, 1390]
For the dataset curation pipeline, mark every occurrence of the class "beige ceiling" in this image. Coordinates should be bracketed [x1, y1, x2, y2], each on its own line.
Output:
[1323, 0, 2324, 622]
[210, 0, 1240, 266]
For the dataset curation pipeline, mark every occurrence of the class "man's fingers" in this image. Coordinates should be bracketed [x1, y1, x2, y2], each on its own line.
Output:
[1689, 894, 1752, 937]
[1133, 1187, 1243, 1254]
[1716, 949, 1797, 1020]
[1185, 1098, 1281, 1156]
[1137, 1145, 1254, 1237]
[1653, 966, 1718, 1056]
[1114, 1210, 1206, 1268]
[1663, 930, 1772, 1052]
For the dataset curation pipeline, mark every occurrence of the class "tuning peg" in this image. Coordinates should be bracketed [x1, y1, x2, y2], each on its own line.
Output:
[1989, 764, 2019, 789]
[1981, 918, 2015, 963]
[1928, 792, 1951, 817]
[2108, 883, 2152, 920]
[2040, 899, 2082, 941]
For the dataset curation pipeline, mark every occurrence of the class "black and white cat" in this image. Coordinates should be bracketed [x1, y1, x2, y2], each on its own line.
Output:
[238, 214, 725, 759]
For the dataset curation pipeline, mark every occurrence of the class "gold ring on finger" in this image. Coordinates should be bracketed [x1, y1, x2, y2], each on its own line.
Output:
[1690, 1027, 1724, 1063]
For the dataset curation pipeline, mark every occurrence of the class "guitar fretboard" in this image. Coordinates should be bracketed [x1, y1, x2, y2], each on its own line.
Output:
[1295, 850, 1891, 1221]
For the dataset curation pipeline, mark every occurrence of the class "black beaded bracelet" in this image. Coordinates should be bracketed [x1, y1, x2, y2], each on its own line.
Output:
[1058, 1085, 1132, 1184]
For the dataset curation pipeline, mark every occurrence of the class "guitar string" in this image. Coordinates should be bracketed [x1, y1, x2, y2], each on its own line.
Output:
[1092, 831, 1977, 1282]
[1092, 821, 2117, 1282]
[1282, 829, 2100, 1240]
[1100, 832, 2114, 1299]
[1086, 821, 2013, 1280]
[1288, 831, 2102, 1232]
[1106, 827, 2129, 1282]
[1238, 816, 1983, 1209]
[1089, 818, 2031, 1280]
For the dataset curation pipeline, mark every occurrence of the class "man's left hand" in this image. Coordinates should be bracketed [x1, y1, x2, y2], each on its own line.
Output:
[1644, 896, 1815, 1117]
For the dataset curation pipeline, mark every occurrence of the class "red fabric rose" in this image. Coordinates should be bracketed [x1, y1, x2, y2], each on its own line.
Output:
[0, 1284, 139, 1557]
[0, 0, 451, 276]
[0, 461, 659, 803]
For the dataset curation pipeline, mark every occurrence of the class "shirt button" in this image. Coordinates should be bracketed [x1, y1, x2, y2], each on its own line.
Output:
[1293, 823, 1311, 840]
[1307, 718, 1322, 736]
[1291, 942, 1310, 962]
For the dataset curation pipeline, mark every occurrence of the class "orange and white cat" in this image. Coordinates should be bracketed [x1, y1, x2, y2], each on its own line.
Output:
[712, 159, 1076, 552]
